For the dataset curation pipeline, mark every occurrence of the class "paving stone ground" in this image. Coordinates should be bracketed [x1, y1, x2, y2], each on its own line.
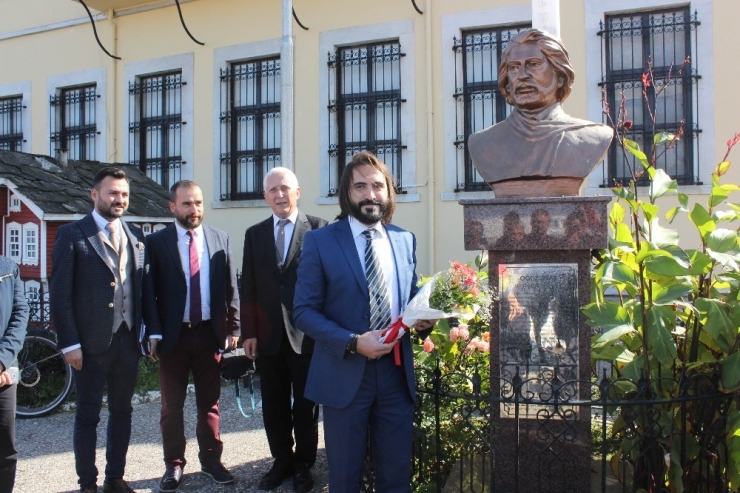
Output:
[14, 380, 330, 493]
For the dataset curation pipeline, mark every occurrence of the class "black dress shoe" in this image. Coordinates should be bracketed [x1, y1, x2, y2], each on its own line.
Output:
[293, 466, 314, 493]
[159, 466, 183, 492]
[200, 462, 235, 485]
[102, 479, 135, 493]
[258, 461, 294, 490]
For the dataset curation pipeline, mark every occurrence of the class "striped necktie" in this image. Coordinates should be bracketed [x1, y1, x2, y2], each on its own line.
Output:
[363, 229, 391, 331]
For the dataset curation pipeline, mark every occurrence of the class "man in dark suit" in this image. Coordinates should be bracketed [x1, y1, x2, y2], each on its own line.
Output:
[293, 152, 434, 492]
[143, 180, 240, 492]
[241, 167, 327, 492]
[50, 167, 146, 493]
[0, 255, 29, 493]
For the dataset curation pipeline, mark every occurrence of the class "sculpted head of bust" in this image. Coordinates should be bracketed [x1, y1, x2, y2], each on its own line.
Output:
[467, 29, 613, 197]
[499, 29, 574, 111]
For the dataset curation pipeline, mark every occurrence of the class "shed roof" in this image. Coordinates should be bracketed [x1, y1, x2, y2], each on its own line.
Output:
[0, 150, 171, 219]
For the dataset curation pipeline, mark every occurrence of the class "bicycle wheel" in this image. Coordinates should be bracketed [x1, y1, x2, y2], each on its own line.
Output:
[16, 331, 74, 418]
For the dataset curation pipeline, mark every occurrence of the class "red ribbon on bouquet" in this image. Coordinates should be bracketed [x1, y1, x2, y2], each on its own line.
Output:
[380, 318, 409, 366]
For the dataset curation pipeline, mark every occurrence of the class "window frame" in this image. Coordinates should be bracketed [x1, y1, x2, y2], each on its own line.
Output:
[599, 6, 700, 187]
[6, 222, 21, 263]
[219, 55, 282, 201]
[0, 81, 30, 152]
[124, 54, 194, 186]
[318, 20, 418, 204]
[47, 69, 106, 162]
[0, 95, 25, 152]
[128, 71, 184, 190]
[21, 223, 38, 266]
[440, 5, 531, 201]
[583, 0, 715, 195]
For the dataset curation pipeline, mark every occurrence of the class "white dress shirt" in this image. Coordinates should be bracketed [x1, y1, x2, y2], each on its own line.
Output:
[175, 223, 211, 322]
[348, 216, 400, 323]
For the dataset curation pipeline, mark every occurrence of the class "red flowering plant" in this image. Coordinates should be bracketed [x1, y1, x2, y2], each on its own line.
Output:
[407, 253, 494, 372]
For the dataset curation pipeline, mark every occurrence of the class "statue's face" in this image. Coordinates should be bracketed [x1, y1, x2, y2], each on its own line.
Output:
[505, 42, 563, 111]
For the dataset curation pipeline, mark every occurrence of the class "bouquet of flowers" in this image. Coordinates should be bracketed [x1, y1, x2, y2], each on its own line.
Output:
[379, 260, 489, 364]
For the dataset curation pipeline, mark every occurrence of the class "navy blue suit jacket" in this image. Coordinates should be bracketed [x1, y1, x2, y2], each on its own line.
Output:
[142, 224, 240, 356]
[293, 218, 420, 409]
[50, 214, 146, 354]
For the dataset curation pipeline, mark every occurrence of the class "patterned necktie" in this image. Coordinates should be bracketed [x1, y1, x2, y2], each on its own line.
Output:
[188, 231, 202, 325]
[363, 229, 391, 331]
[105, 222, 120, 255]
[275, 218, 289, 266]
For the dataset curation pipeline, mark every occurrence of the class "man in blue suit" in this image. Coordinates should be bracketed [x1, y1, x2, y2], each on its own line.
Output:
[143, 180, 240, 492]
[51, 167, 146, 493]
[293, 151, 434, 492]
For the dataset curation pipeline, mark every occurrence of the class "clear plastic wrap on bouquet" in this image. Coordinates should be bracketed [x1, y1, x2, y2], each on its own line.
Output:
[378, 272, 481, 346]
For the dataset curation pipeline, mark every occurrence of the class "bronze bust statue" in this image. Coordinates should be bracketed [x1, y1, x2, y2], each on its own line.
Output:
[468, 29, 613, 197]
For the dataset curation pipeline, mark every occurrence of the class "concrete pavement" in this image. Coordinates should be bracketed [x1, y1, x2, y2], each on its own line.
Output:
[14, 382, 330, 493]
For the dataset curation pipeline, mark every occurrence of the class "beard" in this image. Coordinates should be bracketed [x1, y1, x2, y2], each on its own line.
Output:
[350, 199, 388, 225]
[175, 213, 203, 230]
[95, 201, 127, 220]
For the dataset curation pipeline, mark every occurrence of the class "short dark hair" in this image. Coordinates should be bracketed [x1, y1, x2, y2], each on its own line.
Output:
[169, 180, 200, 202]
[498, 29, 575, 105]
[337, 151, 396, 224]
[92, 167, 128, 189]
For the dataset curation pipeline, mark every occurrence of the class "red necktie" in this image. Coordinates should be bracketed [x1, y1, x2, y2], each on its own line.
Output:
[188, 231, 202, 325]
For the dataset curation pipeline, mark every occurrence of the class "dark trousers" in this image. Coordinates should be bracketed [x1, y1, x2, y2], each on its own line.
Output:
[73, 329, 140, 489]
[323, 356, 414, 493]
[0, 383, 17, 493]
[159, 323, 222, 469]
[259, 336, 319, 468]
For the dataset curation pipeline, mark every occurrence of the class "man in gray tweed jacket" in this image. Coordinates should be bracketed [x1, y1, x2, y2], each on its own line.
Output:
[50, 167, 146, 493]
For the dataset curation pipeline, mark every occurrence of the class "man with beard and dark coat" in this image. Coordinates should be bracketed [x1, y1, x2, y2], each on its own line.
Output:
[50, 167, 146, 493]
[142, 180, 240, 492]
[293, 151, 434, 492]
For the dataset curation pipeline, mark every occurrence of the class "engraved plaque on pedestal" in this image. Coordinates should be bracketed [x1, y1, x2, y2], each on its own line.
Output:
[499, 263, 578, 418]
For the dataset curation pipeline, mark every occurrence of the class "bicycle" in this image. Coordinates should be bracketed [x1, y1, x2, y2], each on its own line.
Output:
[15, 328, 74, 418]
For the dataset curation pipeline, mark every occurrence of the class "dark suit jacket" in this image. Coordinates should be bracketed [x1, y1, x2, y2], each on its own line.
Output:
[142, 224, 240, 356]
[241, 211, 327, 356]
[293, 218, 420, 409]
[50, 214, 146, 354]
[0, 256, 28, 371]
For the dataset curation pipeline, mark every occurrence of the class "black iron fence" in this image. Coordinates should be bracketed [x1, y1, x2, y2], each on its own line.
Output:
[405, 358, 738, 493]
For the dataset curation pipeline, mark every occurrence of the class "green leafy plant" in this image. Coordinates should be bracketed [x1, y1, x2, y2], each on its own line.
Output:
[585, 59, 740, 491]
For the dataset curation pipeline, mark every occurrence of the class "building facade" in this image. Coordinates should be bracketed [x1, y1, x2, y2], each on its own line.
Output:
[0, 0, 735, 274]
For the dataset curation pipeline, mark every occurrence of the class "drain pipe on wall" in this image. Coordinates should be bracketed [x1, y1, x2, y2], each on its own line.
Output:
[424, 0, 436, 274]
[281, 0, 295, 170]
[107, 9, 118, 162]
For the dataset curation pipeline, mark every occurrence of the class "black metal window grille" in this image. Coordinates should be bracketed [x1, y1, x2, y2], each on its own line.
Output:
[219, 57, 281, 201]
[0, 96, 24, 151]
[128, 72, 184, 190]
[328, 41, 405, 196]
[599, 8, 701, 187]
[49, 85, 98, 160]
[453, 25, 530, 192]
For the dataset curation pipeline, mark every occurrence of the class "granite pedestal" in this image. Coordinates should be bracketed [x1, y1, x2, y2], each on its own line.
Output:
[461, 196, 611, 493]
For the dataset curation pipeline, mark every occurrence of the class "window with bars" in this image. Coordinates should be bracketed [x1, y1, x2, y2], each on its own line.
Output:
[49, 85, 98, 160]
[219, 57, 281, 200]
[327, 41, 405, 196]
[599, 7, 701, 186]
[128, 72, 184, 190]
[0, 96, 24, 152]
[452, 25, 530, 192]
